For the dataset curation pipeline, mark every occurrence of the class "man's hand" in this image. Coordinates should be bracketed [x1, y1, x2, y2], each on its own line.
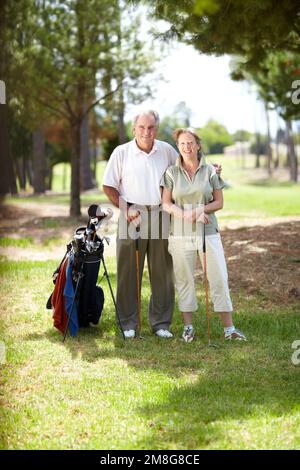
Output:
[126, 207, 141, 227]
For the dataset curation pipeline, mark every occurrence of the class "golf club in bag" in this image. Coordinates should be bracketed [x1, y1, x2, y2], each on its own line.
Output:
[46, 204, 125, 341]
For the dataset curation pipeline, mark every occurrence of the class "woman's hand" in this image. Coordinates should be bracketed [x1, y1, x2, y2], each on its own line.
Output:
[183, 205, 207, 223]
[197, 211, 209, 224]
[213, 163, 222, 175]
[183, 209, 196, 223]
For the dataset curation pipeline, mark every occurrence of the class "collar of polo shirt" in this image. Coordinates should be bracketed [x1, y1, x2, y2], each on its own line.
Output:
[133, 138, 158, 156]
[176, 153, 207, 168]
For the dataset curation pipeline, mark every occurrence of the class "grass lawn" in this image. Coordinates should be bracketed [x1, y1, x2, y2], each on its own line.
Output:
[0, 257, 299, 450]
[212, 154, 300, 221]
[0, 250, 300, 449]
[1, 156, 300, 449]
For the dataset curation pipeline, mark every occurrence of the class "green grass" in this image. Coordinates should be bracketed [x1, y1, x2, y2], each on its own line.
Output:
[0, 237, 34, 248]
[222, 184, 300, 218]
[205, 154, 300, 221]
[5, 192, 109, 207]
[1, 257, 300, 450]
[47, 161, 107, 194]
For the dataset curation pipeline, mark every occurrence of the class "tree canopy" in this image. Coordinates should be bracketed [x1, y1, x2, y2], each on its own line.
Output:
[2, 0, 162, 212]
[149, 1, 300, 64]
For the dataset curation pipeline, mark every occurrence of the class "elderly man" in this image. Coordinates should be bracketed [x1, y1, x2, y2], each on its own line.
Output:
[103, 110, 178, 338]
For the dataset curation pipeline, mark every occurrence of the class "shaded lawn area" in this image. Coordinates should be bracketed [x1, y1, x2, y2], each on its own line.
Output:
[0, 251, 300, 450]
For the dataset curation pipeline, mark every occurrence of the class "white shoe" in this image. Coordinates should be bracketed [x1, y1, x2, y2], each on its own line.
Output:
[182, 325, 195, 343]
[155, 329, 173, 338]
[123, 329, 135, 338]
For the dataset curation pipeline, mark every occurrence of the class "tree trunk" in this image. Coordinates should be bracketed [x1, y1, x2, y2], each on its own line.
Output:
[70, 120, 81, 217]
[255, 133, 260, 168]
[0, 102, 11, 195]
[117, 82, 127, 144]
[15, 158, 25, 190]
[48, 165, 53, 191]
[286, 120, 298, 183]
[92, 138, 97, 180]
[80, 102, 94, 190]
[32, 128, 46, 194]
[25, 159, 33, 187]
[274, 133, 280, 169]
[274, 112, 280, 169]
[45, 144, 51, 190]
[265, 103, 272, 176]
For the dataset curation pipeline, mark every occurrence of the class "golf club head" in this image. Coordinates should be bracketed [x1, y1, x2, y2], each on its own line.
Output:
[208, 339, 221, 349]
[134, 334, 144, 340]
[88, 204, 113, 221]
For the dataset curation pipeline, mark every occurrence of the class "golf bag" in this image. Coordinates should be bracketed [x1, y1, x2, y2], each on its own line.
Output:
[69, 226, 105, 327]
[46, 205, 124, 340]
[46, 227, 104, 336]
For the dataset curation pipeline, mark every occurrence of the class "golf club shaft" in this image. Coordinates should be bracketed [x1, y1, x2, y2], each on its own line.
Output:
[203, 252, 211, 342]
[135, 235, 141, 336]
[203, 222, 211, 342]
[101, 255, 125, 340]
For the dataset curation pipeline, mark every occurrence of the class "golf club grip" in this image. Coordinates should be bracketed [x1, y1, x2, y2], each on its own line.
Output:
[202, 222, 206, 253]
[135, 225, 140, 249]
[88, 204, 98, 217]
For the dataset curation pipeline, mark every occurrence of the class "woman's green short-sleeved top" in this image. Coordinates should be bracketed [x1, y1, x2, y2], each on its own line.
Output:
[161, 155, 225, 236]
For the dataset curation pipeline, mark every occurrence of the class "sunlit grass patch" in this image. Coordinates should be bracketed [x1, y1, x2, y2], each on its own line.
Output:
[0, 237, 34, 248]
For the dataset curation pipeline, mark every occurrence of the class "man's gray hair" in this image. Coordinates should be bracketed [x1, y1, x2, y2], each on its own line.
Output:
[132, 110, 160, 128]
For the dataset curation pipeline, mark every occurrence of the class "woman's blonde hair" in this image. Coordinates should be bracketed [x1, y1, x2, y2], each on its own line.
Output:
[172, 127, 201, 147]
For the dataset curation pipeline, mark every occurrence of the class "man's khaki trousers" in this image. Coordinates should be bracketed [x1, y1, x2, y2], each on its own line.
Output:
[116, 207, 174, 332]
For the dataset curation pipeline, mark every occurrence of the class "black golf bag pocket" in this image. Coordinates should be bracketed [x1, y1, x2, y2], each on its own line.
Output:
[77, 258, 104, 327]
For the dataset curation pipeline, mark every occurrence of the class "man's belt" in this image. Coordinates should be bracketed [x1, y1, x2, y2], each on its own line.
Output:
[128, 203, 161, 211]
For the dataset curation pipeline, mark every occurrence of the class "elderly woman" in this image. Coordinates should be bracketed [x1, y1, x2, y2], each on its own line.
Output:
[161, 128, 246, 343]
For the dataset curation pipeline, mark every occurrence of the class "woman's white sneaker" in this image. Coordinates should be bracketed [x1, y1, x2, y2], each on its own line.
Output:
[182, 325, 195, 343]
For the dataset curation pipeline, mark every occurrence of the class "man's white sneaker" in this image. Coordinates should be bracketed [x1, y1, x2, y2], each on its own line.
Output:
[155, 329, 173, 338]
[123, 329, 135, 338]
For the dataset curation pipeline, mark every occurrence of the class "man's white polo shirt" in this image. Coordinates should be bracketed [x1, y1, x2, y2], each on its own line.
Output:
[102, 139, 178, 205]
